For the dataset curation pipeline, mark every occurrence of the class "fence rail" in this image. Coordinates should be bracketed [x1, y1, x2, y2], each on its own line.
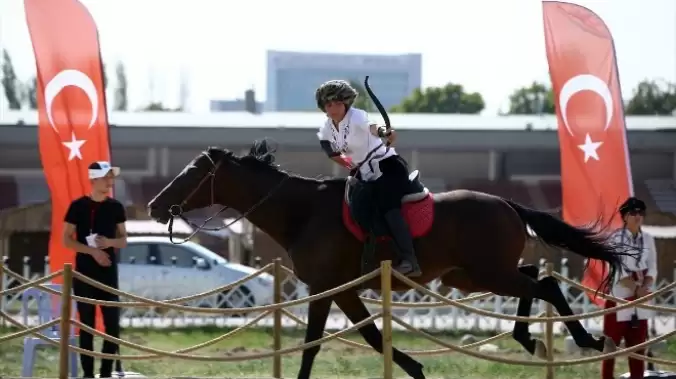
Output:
[3, 257, 676, 333]
[0, 259, 675, 379]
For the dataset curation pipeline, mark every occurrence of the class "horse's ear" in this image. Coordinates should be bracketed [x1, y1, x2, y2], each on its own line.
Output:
[249, 138, 278, 164]
[207, 146, 229, 159]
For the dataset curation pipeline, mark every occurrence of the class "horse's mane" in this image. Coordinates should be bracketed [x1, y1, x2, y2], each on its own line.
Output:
[206, 140, 346, 187]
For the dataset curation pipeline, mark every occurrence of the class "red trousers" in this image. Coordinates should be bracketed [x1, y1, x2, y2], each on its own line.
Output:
[602, 300, 648, 379]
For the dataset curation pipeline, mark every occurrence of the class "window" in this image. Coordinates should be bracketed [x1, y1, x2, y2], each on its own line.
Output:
[118, 244, 150, 264]
[155, 244, 197, 268]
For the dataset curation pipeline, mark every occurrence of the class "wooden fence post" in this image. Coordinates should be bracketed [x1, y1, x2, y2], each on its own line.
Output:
[59, 264, 73, 379]
[272, 258, 282, 378]
[380, 260, 393, 379]
[545, 262, 555, 379]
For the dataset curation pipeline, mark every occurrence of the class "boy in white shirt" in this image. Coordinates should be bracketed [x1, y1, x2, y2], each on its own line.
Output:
[601, 197, 656, 379]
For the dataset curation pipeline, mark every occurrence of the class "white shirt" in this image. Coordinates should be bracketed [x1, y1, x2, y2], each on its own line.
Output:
[609, 228, 658, 321]
[317, 107, 396, 181]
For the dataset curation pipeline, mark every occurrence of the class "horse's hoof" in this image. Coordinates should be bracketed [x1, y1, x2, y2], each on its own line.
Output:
[602, 336, 617, 353]
[408, 362, 425, 379]
[534, 339, 547, 359]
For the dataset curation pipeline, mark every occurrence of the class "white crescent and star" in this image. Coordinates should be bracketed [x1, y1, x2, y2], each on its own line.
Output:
[43, 69, 99, 161]
[558, 74, 615, 164]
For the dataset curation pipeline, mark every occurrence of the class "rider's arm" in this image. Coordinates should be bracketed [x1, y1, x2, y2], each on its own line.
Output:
[362, 109, 388, 138]
[317, 123, 353, 169]
[319, 140, 353, 168]
[358, 112, 396, 147]
[319, 140, 339, 157]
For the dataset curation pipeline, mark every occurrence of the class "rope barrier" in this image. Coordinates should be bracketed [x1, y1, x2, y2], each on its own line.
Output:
[1, 259, 675, 379]
[3, 263, 275, 307]
[386, 268, 676, 322]
[279, 264, 498, 307]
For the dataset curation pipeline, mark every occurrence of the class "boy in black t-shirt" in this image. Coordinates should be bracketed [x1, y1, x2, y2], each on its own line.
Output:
[63, 161, 128, 378]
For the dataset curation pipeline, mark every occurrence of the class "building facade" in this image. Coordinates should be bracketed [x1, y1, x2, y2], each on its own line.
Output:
[265, 50, 422, 111]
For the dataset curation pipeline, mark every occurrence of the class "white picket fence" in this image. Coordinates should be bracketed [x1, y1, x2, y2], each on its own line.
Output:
[2, 257, 675, 333]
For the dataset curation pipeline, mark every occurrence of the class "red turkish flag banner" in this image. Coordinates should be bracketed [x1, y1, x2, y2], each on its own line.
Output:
[543, 1, 633, 306]
[25, 0, 111, 329]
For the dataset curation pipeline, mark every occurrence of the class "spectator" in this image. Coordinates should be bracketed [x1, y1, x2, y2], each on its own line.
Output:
[602, 196, 657, 379]
[62, 161, 127, 378]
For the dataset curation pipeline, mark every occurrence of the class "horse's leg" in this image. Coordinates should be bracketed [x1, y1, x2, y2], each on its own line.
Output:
[296, 295, 333, 379]
[512, 264, 545, 357]
[535, 274, 615, 353]
[442, 266, 544, 356]
[333, 291, 426, 379]
[471, 267, 614, 356]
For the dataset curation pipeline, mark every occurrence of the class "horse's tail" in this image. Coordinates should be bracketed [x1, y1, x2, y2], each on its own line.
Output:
[503, 199, 638, 293]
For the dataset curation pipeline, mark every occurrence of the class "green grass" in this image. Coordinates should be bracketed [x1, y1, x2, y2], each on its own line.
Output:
[1, 326, 673, 378]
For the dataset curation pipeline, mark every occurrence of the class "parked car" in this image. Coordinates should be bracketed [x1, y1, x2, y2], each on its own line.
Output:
[116, 236, 296, 308]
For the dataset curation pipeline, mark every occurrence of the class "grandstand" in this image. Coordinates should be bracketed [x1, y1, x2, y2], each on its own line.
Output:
[1, 110, 675, 280]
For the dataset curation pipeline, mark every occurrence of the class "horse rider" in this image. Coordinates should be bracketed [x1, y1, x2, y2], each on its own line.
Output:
[315, 79, 422, 277]
[601, 196, 657, 379]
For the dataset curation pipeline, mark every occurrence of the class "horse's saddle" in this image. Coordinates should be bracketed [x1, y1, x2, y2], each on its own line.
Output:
[344, 170, 430, 278]
[345, 170, 429, 238]
[345, 169, 429, 207]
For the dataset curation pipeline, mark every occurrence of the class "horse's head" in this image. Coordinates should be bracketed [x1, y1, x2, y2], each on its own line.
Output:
[147, 140, 281, 224]
[147, 147, 230, 224]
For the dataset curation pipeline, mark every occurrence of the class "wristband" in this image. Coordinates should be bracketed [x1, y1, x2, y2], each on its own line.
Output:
[335, 155, 353, 168]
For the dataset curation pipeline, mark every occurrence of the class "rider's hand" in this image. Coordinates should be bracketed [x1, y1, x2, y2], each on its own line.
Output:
[331, 155, 356, 169]
[89, 249, 112, 267]
[386, 129, 397, 146]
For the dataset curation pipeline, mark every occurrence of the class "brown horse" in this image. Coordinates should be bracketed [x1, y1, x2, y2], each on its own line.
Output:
[147, 144, 637, 379]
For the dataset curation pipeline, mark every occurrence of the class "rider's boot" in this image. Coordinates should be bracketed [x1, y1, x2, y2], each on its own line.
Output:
[383, 208, 422, 277]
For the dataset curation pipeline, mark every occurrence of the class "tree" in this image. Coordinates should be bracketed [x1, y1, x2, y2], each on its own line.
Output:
[349, 79, 374, 112]
[101, 63, 108, 91]
[138, 102, 182, 112]
[25, 77, 37, 110]
[139, 70, 181, 111]
[114, 61, 128, 111]
[625, 79, 676, 115]
[177, 67, 190, 112]
[1, 49, 22, 110]
[391, 83, 485, 114]
[507, 81, 555, 115]
[140, 102, 170, 111]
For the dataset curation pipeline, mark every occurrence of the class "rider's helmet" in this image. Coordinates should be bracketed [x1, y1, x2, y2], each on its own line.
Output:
[618, 196, 646, 217]
[315, 80, 358, 112]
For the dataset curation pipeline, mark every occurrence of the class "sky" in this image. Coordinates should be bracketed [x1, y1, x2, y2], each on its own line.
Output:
[0, 0, 674, 114]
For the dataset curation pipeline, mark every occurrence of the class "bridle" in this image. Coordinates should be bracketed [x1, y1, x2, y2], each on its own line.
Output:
[166, 151, 289, 244]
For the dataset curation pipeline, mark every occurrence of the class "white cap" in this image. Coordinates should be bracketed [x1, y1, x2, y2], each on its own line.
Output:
[88, 161, 120, 179]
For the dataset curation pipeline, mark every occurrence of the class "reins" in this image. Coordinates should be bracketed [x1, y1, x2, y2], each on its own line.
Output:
[166, 151, 288, 244]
